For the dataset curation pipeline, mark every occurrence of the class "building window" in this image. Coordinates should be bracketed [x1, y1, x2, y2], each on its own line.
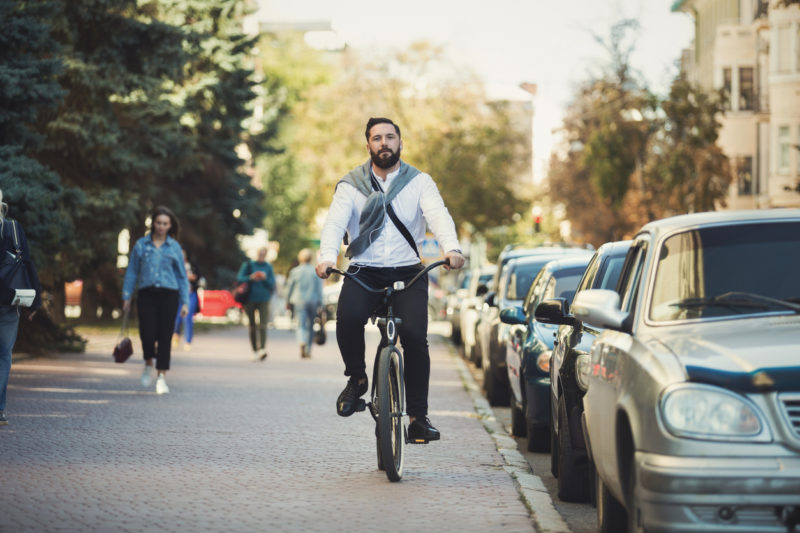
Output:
[722, 67, 732, 110]
[739, 67, 754, 111]
[778, 126, 790, 173]
[737, 156, 753, 195]
[777, 24, 791, 73]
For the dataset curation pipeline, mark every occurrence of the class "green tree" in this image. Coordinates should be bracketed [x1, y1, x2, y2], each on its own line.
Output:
[644, 74, 730, 215]
[293, 42, 531, 239]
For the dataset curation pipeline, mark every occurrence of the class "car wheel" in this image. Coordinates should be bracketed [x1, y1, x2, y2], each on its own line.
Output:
[470, 340, 482, 368]
[511, 399, 527, 437]
[525, 417, 550, 453]
[596, 464, 627, 533]
[556, 395, 590, 502]
[483, 364, 509, 406]
[550, 404, 559, 477]
[627, 460, 646, 533]
[225, 307, 241, 323]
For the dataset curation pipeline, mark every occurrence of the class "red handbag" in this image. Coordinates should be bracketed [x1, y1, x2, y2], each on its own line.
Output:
[113, 311, 133, 363]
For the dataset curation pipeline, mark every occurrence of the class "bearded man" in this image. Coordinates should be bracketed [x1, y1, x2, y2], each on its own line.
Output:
[316, 117, 465, 442]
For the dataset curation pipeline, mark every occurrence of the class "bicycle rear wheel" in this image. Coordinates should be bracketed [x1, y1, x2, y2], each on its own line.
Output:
[377, 345, 405, 481]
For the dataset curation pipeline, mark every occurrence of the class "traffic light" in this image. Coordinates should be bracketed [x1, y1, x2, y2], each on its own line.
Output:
[534, 215, 541, 233]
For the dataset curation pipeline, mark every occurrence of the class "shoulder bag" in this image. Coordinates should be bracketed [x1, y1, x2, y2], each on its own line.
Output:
[0, 220, 37, 307]
[113, 311, 133, 363]
[233, 261, 252, 304]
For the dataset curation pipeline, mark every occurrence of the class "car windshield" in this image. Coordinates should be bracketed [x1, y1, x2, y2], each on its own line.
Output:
[650, 221, 800, 321]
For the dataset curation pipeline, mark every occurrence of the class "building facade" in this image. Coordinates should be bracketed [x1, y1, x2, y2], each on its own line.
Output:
[674, 0, 800, 208]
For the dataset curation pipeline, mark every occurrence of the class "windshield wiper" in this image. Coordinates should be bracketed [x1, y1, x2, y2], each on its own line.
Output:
[671, 292, 800, 313]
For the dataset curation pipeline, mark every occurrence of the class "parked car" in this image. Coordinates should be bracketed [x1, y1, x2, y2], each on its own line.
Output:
[322, 279, 342, 320]
[499, 253, 593, 450]
[445, 268, 473, 344]
[477, 246, 591, 406]
[533, 239, 631, 502]
[197, 289, 242, 321]
[459, 265, 495, 366]
[573, 209, 800, 533]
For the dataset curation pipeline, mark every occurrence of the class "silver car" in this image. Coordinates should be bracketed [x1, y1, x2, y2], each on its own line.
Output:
[573, 209, 800, 533]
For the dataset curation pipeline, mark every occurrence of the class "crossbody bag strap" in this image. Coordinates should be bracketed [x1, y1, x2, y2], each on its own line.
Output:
[369, 174, 420, 258]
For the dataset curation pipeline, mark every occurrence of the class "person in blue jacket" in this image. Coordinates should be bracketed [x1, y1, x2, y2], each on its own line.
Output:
[122, 206, 189, 395]
[286, 248, 323, 359]
[0, 188, 43, 426]
[237, 247, 275, 361]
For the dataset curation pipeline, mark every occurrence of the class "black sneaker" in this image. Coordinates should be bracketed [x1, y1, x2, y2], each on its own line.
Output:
[336, 376, 368, 417]
[407, 416, 440, 443]
[0, 411, 7, 426]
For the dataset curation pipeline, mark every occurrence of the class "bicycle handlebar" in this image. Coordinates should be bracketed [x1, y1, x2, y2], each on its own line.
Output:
[326, 259, 450, 295]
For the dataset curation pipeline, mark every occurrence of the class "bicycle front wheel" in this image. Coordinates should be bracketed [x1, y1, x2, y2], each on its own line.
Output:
[377, 345, 405, 481]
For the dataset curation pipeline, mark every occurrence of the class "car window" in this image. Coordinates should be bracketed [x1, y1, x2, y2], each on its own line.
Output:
[650, 221, 800, 321]
[506, 264, 543, 301]
[577, 254, 601, 293]
[619, 241, 648, 315]
[596, 256, 626, 290]
[524, 269, 547, 315]
[552, 266, 587, 303]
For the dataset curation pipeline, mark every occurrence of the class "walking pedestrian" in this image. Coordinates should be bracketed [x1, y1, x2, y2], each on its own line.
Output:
[172, 249, 201, 351]
[122, 206, 189, 395]
[316, 117, 464, 442]
[0, 189, 43, 426]
[286, 248, 323, 358]
[236, 247, 275, 361]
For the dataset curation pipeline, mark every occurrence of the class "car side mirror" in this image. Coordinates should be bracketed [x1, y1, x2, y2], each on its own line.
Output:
[499, 306, 526, 325]
[534, 298, 577, 326]
[476, 283, 488, 297]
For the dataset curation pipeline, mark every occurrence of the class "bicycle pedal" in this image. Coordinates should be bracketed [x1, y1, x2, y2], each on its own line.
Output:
[406, 437, 429, 444]
[354, 399, 367, 412]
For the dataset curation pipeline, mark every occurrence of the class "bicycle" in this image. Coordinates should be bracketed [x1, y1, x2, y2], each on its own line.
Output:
[326, 259, 450, 482]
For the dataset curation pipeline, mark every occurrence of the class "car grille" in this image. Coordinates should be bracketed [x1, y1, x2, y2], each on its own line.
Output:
[778, 393, 800, 439]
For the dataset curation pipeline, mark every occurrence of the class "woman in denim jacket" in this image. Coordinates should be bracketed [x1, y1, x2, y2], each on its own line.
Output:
[122, 206, 189, 394]
[0, 189, 43, 426]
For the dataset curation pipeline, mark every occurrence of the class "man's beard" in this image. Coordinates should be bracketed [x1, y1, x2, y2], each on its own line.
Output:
[370, 146, 401, 169]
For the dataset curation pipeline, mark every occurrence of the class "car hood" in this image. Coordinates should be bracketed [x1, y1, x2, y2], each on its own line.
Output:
[655, 315, 800, 392]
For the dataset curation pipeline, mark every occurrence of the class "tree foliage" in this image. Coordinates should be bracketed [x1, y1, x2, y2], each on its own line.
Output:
[549, 21, 730, 248]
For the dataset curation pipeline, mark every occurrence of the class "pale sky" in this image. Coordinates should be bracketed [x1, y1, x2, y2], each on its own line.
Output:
[258, 0, 694, 182]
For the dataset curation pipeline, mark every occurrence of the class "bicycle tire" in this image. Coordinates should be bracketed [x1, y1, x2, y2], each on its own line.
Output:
[377, 345, 405, 481]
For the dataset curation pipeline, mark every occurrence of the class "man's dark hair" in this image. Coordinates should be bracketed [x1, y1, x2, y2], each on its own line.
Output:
[365, 117, 400, 140]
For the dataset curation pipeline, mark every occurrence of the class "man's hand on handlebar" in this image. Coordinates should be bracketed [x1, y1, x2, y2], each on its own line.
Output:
[316, 261, 335, 279]
[444, 250, 465, 270]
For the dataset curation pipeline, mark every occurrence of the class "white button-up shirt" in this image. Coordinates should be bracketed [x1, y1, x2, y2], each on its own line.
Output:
[319, 167, 460, 267]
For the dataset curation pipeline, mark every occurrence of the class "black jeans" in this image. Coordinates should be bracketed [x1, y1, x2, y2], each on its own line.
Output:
[137, 288, 179, 371]
[336, 264, 430, 417]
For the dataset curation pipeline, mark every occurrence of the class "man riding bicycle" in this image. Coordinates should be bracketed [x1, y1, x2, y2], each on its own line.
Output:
[316, 117, 465, 442]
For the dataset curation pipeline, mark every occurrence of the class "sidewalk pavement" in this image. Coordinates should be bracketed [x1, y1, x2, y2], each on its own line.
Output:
[0, 320, 567, 533]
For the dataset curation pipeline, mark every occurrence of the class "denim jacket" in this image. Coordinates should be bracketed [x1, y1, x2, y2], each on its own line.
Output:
[122, 235, 189, 308]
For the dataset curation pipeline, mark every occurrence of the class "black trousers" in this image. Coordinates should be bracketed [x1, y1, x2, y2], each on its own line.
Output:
[137, 288, 179, 371]
[336, 264, 430, 417]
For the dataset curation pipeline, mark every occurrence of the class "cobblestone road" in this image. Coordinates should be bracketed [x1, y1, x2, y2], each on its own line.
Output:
[1, 322, 539, 533]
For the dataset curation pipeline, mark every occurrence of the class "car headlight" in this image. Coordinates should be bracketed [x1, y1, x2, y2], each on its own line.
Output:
[537, 350, 551, 372]
[575, 353, 591, 391]
[660, 384, 770, 441]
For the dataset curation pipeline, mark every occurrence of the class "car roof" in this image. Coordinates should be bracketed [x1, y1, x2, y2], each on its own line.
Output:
[539, 253, 594, 273]
[638, 209, 800, 237]
[594, 239, 633, 256]
[506, 249, 592, 269]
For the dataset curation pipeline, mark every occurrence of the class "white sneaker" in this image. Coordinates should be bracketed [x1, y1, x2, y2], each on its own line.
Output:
[141, 366, 154, 388]
[155, 375, 169, 395]
[252, 350, 261, 362]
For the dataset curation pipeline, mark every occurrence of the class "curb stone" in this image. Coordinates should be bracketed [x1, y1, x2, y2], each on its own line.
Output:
[449, 350, 572, 533]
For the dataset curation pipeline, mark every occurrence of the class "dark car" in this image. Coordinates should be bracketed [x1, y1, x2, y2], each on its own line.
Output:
[534, 240, 630, 502]
[477, 246, 592, 406]
[499, 253, 593, 451]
